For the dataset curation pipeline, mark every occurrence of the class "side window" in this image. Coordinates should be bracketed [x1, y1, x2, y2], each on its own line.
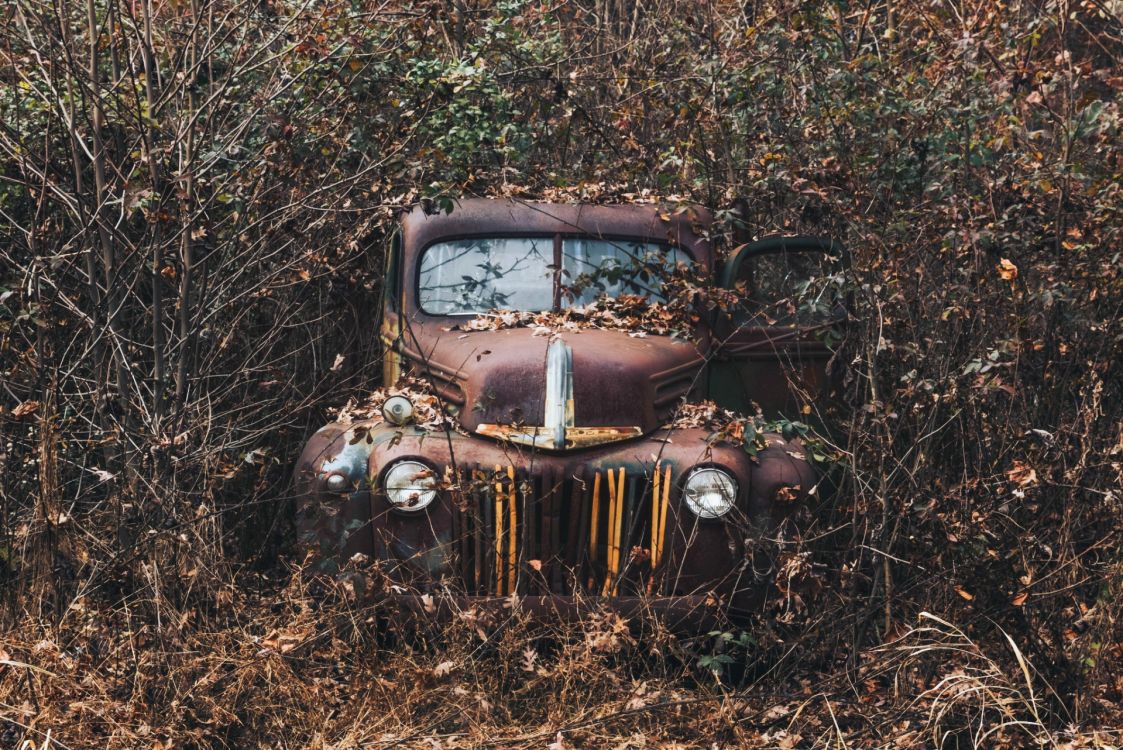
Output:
[731, 248, 846, 327]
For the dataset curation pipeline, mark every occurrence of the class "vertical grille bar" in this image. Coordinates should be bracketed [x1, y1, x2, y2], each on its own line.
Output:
[650, 462, 661, 575]
[600, 469, 614, 595]
[563, 467, 583, 575]
[493, 464, 504, 595]
[603, 468, 626, 595]
[481, 467, 494, 595]
[506, 465, 517, 595]
[588, 471, 602, 592]
[549, 468, 563, 593]
[622, 473, 636, 563]
[536, 465, 551, 594]
[656, 463, 671, 595]
[452, 467, 467, 588]
[471, 467, 483, 594]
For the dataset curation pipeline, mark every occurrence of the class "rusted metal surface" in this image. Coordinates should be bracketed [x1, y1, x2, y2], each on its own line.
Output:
[294, 420, 815, 620]
[401, 327, 706, 436]
[294, 199, 835, 629]
[400, 200, 714, 271]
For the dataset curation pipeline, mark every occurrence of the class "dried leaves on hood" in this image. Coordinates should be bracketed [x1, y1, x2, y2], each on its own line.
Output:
[665, 400, 776, 456]
[332, 376, 455, 431]
[447, 293, 698, 338]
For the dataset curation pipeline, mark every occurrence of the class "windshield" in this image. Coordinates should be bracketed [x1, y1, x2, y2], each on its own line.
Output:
[418, 237, 691, 315]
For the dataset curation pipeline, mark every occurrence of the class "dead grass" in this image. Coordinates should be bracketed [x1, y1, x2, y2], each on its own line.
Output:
[2, 566, 1121, 750]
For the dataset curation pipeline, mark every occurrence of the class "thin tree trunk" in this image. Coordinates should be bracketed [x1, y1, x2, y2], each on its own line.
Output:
[86, 0, 127, 409]
[141, 0, 166, 423]
[174, 0, 200, 414]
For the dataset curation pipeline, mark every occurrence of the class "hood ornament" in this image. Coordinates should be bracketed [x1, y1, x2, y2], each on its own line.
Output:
[476, 338, 642, 450]
[543, 338, 575, 449]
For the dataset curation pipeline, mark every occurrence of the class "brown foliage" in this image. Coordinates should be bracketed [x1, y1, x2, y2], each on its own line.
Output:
[0, 0, 1120, 746]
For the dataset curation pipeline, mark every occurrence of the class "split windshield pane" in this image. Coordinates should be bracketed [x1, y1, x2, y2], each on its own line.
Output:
[560, 239, 690, 307]
[418, 237, 691, 315]
[418, 237, 555, 315]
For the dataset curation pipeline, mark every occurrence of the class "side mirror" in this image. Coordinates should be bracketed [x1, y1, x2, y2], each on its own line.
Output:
[719, 236, 847, 290]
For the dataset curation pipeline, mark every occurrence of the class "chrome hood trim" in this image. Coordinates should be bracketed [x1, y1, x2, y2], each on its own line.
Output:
[476, 338, 641, 450]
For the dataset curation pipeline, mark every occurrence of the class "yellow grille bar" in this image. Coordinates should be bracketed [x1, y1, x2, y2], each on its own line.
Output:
[657, 464, 671, 568]
[602, 469, 616, 595]
[602, 467, 626, 595]
[614, 469, 626, 593]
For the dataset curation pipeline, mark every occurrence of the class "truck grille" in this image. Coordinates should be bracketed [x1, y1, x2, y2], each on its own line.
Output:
[450, 463, 675, 597]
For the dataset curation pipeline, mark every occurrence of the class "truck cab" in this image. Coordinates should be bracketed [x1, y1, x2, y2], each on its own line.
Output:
[294, 199, 843, 629]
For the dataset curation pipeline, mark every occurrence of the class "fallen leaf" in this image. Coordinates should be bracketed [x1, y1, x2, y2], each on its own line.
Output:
[1007, 460, 1037, 487]
[775, 485, 800, 503]
[12, 400, 40, 418]
[956, 588, 975, 601]
[433, 660, 456, 677]
[996, 258, 1018, 281]
[1012, 592, 1028, 606]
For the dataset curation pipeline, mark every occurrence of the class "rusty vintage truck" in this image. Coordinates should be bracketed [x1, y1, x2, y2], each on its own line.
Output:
[293, 199, 844, 630]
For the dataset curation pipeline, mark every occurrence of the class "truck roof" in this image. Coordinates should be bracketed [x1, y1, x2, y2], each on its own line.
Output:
[400, 198, 713, 266]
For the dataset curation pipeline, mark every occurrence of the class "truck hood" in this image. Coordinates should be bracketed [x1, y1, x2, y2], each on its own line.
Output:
[404, 327, 704, 449]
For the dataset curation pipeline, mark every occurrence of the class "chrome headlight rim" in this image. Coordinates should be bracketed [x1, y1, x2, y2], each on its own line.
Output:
[380, 458, 439, 513]
[682, 465, 738, 519]
[381, 395, 415, 426]
[323, 472, 351, 493]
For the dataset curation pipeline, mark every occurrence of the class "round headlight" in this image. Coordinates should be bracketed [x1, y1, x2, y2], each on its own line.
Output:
[383, 460, 437, 512]
[324, 473, 350, 492]
[683, 467, 737, 519]
[382, 395, 414, 426]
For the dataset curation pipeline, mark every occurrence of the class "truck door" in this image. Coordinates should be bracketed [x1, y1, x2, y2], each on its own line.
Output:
[708, 236, 848, 418]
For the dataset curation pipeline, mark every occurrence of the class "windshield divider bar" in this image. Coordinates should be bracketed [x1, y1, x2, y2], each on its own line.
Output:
[552, 233, 562, 311]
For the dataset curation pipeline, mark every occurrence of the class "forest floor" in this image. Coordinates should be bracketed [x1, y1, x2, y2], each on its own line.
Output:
[3, 569, 1122, 749]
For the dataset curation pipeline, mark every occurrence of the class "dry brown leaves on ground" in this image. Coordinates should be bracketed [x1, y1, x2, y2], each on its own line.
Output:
[3, 575, 1121, 749]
